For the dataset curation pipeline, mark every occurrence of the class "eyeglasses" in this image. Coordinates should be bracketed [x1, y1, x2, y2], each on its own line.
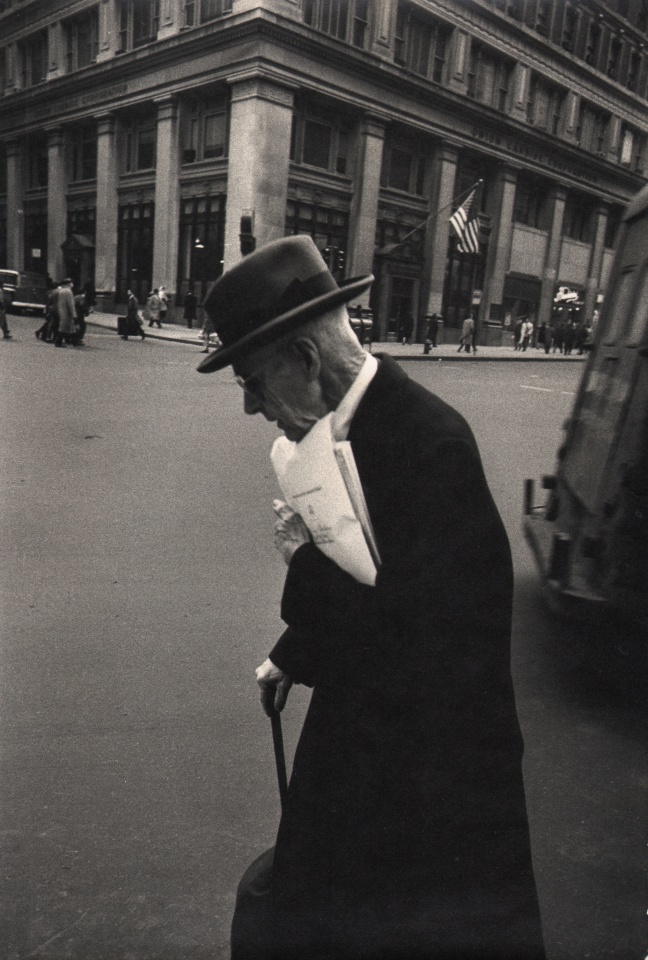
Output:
[234, 349, 288, 397]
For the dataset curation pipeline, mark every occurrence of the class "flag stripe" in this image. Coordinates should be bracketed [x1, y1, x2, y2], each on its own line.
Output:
[450, 187, 480, 255]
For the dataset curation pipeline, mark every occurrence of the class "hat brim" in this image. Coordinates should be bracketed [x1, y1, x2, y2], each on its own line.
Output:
[197, 274, 373, 373]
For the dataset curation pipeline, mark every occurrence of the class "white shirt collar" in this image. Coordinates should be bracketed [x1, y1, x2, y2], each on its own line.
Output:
[332, 352, 378, 441]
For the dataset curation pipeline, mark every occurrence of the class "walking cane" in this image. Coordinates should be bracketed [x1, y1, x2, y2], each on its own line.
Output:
[269, 704, 288, 808]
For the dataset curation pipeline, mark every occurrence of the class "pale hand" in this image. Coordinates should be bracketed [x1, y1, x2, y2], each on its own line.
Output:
[273, 498, 311, 565]
[255, 657, 293, 715]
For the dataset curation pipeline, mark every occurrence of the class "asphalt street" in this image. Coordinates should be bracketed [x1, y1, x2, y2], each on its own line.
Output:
[0, 318, 645, 960]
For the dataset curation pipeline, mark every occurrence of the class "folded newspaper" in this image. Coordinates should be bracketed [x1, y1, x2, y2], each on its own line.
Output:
[271, 412, 380, 586]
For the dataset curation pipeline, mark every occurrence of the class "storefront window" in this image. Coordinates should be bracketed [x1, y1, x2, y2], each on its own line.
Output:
[116, 202, 154, 301]
[177, 194, 226, 303]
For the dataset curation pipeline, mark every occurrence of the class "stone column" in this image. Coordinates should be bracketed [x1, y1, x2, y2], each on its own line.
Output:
[223, 74, 295, 272]
[47, 127, 67, 281]
[6, 140, 25, 271]
[480, 166, 517, 326]
[158, 0, 184, 40]
[369, 0, 398, 59]
[346, 116, 385, 305]
[4, 44, 17, 94]
[538, 185, 567, 326]
[510, 63, 530, 122]
[423, 142, 459, 320]
[48, 21, 64, 79]
[94, 115, 119, 306]
[97, 0, 119, 63]
[152, 97, 180, 316]
[446, 28, 470, 95]
[562, 91, 580, 144]
[583, 205, 608, 321]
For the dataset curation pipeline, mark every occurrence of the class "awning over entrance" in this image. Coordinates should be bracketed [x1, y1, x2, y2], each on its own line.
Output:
[504, 274, 541, 301]
[61, 234, 95, 254]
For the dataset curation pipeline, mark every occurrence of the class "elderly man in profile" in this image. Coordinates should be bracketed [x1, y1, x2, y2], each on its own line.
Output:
[198, 236, 545, 960]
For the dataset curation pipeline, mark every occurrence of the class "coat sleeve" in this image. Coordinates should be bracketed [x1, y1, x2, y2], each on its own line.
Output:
[270, 433, 513, 693]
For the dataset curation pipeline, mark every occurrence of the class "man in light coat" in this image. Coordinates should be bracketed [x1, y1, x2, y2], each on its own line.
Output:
[198, 236, 545, 960]
[54, 279, 76, 347]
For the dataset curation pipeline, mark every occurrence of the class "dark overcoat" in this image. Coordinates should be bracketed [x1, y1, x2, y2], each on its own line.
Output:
[268, 355, 545, 960]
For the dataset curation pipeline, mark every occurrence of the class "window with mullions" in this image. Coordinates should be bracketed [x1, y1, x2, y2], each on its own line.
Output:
[290, 107, 351, 175]
[20, 31, 47, 88]
[467, 44, 513, 111]
[562, 193, 595, 242]
[182, 94, 229, 163]
[381, 141, 426, 196]
[513, 174, 549, 229]
[117, 0, 159, 52]
[184, 0, 232, 26]
[65, 7, 98, 72]
[584, 20, 601, 67]
[576, 101, 610, 154]
[285, 200, 349, 279]
[67, 206, 96, 241]
[27, 137, 48, 190]
[561, 2, 578, 53]
[116, 202, 154, 301]
[394, 3, 448, 83]
[177, 195, 226, 301]
[527, 76, 564, 134]
[71, 125, 97, 182]
[303, 0, 369, 48]
[122, 116, 156, 172]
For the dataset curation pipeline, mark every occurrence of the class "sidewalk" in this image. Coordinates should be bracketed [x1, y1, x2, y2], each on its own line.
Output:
[87, 311, 586, 363]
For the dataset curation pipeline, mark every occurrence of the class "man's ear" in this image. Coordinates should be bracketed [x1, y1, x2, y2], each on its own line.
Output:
[290, 338, 321, 382]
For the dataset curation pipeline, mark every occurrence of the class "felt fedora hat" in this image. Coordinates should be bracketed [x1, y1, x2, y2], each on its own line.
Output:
[197, 235, 373, 373]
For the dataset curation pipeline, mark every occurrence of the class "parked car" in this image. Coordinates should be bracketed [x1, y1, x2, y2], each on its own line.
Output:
[0, 269, 48, 315]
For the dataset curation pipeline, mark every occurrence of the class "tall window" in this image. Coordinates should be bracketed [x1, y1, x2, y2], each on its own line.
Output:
[513, 174, 548, 229]
[576, 102, 610, 154]
[584, 20, 601, 66]
[117, 202, 154, 301]
[607, 37, 622, 80]
[122, 115, 157, 172]
[20, 31, 47, 87]
[560, 2, 579, 52]
[527, 76, 564, 134]
[290, 101, 351, 176]
[184, 0, 232, 26]
[65, 8, 98, 72]
[381, 141, 426, 196]
[67, 206, 96, 241]
[285, 200, 349, 280]
[563, 193, 596, 243]
[303, 0, 369, 48]
[0, 47, 6, 96]
[118, 0, 159, 51]
[182, 93, 229, 163]
[177, 195, 226, 302]
[394, 3, 448, 82]
[71, 125, 97, 181]
[26, 137, 48, 190]
[626, 49, 642, 92]
[467, 44, 513, 111]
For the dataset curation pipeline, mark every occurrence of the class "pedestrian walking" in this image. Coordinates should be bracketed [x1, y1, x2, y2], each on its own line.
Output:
[147, 289, 162, 328]
[121, 289, 146, 341]
[200, 312, 217, 353]
[458, 312, 475, 352]
[521, 318, 534, 352]
[513, 317, 523, 351]
[197, 235, 545, 960]
[0, 282, 12, 340]
[563, 320, 575, 355]
[427, 312, 439, 348]
[158, 285, 168, 324]
[74, 291, 88, 344]
[54, 279, 76, 348]
[183, 287, 198, 329]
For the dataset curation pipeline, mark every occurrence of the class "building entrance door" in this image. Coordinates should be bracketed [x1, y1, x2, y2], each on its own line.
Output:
[389, 277, 416, 342]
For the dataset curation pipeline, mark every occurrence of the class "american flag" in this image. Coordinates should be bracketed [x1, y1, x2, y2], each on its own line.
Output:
[449, 185, 481, 255]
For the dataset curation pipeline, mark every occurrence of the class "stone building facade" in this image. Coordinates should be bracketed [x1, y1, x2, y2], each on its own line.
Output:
[0, 0, 646, 342]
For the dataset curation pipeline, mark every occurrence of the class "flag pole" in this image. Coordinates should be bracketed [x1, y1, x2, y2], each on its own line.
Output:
[375, 179, 483, 256]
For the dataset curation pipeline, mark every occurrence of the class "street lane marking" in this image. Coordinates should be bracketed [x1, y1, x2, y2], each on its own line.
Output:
[520, 384, 553, 392]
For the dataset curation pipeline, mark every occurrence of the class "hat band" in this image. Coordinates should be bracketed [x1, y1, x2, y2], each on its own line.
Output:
[215, 269, 336, 346]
